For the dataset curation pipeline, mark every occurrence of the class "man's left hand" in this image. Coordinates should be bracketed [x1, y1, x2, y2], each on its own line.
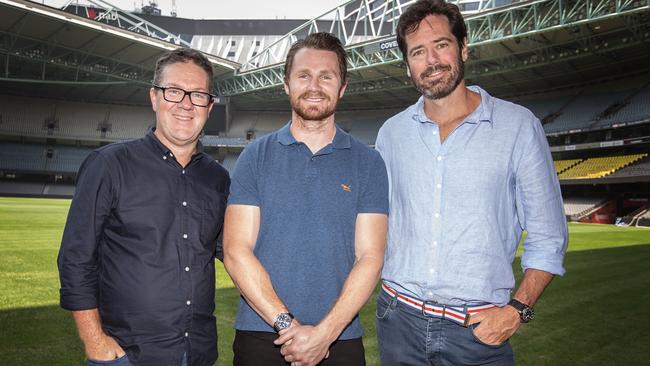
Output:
[274, 324, 331, 366]
[466, 305, 521, 346]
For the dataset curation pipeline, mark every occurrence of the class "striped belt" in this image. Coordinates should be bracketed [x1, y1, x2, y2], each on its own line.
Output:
[381, 283, 496, 326]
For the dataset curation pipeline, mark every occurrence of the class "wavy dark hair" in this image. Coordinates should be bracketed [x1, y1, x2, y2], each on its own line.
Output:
[396, 0, 467, 61]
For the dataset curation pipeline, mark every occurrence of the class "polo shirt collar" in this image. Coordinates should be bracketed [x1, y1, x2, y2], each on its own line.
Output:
[411, 85, 494, 126]
[276, 121, 352, 150]
[277, 122, 297, 146]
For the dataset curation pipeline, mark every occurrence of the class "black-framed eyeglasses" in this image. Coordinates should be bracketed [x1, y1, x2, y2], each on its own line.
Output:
[153, 85, 214, 107]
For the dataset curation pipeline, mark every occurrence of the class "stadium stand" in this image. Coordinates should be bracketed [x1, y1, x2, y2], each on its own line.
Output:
[337, 118, 384, 145]
[558, 154, 648, 180]
[635, 210, 650, 227]
[0, 143, 93, 174]
[228, 111, 287, 139]
[592, 86, 650, 129]
[0, 143, 48, 172]
[200, 135, 247, 147]
[0, 181, 46, 196]
[554, 159, 583, 174]
[520, 86, 650, 135]
[0, 0, 648, 209]
[563, 197, 606, 219]
[43, 183, 75, 196]
[0, 96, 153, 141]
[617, 206, 649, 227]
[221, 154, 239, 173]
[609, 157, 650, 178]
[45, 145, 93, 173]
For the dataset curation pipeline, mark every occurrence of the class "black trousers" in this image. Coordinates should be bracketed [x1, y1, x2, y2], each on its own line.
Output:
[233, 330, 366, 366]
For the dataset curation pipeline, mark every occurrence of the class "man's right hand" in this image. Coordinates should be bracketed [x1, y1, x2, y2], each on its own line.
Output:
[83, 333, 126, 361]
[72, 309, 126, 361]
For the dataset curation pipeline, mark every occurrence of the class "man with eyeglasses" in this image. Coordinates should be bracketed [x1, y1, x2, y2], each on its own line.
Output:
[58, 48, 230, 366]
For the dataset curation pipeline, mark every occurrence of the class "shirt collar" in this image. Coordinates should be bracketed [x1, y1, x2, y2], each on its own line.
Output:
[276, 121, 352, 150]
[411, 85, 494, 126]
[145, 126, 205, 160]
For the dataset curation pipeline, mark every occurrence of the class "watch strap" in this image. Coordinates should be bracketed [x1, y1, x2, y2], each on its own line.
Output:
[507, 299, 534, 323]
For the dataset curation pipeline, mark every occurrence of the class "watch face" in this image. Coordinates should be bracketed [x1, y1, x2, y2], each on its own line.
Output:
[521, 308, 535, 322]
[274, 313, 293, 332]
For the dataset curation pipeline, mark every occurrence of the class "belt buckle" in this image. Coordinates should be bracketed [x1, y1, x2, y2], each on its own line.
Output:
[421, 300, 438, 317]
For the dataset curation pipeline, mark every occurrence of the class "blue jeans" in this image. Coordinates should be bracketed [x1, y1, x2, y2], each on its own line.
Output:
[376, 289, 514, 365]
[87, 354, 131, 366]
[87, 352, 188, 366]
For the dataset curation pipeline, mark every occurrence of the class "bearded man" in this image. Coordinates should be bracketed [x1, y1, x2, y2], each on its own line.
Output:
[375, 0, 568, 365]
[223, 32, 389, 366]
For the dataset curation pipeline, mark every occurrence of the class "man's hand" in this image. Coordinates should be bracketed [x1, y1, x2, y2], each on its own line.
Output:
[83, 332, 126, 361]
[72, 309, 126, 362]
[467, 305, 521, 346]
[274, 324, 332, 366]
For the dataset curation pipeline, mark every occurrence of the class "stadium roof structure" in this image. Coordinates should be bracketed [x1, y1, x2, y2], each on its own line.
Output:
[219, 0, 650, 111]
[0, 0, 237, 105]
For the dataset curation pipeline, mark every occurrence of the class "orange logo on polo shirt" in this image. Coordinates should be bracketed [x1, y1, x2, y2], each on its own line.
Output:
[341, 183, 352, 192]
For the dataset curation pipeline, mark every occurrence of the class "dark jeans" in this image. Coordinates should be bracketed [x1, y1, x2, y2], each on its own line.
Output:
[87, 354, 131, 366]
[376, 289, 514, 366]
[233, 330, 365, 366]
[87, 352, 187, 366]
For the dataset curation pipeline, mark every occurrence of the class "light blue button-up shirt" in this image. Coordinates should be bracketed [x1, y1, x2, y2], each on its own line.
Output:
[376, 86, 567, 306]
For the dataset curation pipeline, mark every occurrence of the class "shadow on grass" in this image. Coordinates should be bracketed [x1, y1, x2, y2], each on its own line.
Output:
[2, 244, 649, 365]
[512, 243, 650, 365]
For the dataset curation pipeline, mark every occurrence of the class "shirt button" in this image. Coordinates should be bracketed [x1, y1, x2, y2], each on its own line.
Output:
[433, 241, 438, 246]
[432, 130, 438, 136]
[185, 266, 190, 272]
[436, 183, 442, 189]
[437, 156, 442, 161]
[182, 170, 186, 174]
[434, 213, 440, 218]
[429, 268, 435, 274]
[182, 201, 187, 207]
[186, 300, 191, 305]
[427, 291, 433, 297]
[163, 156, 167, 160]
[184, 332, 189, 337]
[183, 233, 188, 239]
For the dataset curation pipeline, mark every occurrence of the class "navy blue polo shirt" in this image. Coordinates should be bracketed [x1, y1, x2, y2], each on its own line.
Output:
[229, 122, 388, 339]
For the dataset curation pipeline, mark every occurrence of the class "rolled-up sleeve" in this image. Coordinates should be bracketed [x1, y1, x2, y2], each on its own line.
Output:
[58, 151, 114, 310]
[515, 118, 568, 276]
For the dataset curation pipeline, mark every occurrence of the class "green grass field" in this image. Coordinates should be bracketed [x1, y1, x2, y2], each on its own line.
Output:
[1, 197, 649, 365]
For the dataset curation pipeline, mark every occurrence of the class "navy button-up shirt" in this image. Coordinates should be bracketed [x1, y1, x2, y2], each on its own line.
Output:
[58, 128, 229, 366]
[376, 86, 567, 306]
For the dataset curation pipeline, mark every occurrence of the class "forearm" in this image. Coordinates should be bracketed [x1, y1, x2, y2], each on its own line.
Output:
[72, 308, 124, 360]
[223, 247, 288, 326]
[317, 253, 384, 342]
[73, 308, 105, 344]
[512, 268, 554, 306]
[317, 213, 387, 341]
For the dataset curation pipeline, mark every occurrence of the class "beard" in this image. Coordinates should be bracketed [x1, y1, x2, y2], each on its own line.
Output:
[412, 57, 465, 100]
[290, 91, 339, 122]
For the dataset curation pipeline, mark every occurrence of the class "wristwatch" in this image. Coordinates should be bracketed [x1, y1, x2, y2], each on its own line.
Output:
[273, 312, 294, 332]
[507, 299, 535, 323]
